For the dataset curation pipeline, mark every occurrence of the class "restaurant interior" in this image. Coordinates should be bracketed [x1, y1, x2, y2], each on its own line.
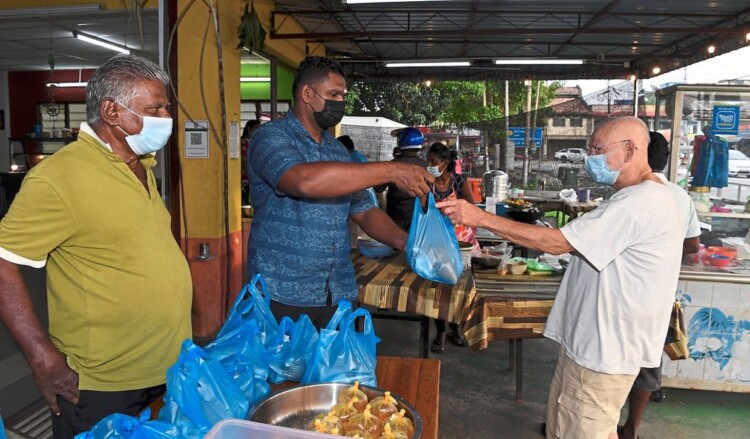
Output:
[2, 1, 750, 438]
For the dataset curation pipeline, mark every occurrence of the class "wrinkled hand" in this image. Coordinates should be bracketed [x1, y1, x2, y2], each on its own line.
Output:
[435, 198, 485, 227]
[31, 347, 79, 415]
[393, 163, 434, 197]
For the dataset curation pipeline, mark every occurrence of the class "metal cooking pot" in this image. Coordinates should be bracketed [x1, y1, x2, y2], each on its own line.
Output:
[481, 170, 509, 202]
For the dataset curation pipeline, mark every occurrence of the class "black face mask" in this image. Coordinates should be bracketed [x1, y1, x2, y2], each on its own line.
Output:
[309, 87, 346, 129]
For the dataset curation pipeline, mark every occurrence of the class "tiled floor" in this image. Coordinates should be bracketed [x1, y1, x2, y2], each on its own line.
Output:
[372, 318, 750, 438]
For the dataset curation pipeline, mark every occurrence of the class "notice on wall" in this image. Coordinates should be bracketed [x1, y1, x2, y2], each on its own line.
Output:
[229, 121, 240, 159]
[184, 120, 209, 158]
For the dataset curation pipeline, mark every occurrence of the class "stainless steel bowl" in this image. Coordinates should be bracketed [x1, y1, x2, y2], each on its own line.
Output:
[250, 382, 423, 438]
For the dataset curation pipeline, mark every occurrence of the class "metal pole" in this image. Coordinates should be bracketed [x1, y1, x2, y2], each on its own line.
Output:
[501, 80, 510, 172]
[633, 78, 640, 117]
[523, 80, 532, 186]
[270, 55, 278, 120]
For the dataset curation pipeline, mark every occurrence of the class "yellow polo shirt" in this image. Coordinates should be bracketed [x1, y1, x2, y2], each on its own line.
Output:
[0, 128, 192, 391]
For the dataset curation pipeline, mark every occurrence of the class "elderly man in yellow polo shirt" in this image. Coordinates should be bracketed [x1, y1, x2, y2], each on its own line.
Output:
[0, 54, 192, 439]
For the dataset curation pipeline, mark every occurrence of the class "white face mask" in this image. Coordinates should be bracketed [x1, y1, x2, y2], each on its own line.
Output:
[426, 166, 442, 178]
[118, 104, 173, 155]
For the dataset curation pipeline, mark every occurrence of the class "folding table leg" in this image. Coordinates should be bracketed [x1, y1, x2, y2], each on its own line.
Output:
[420, 316, 430, 359]
[515, 339, 523, 403]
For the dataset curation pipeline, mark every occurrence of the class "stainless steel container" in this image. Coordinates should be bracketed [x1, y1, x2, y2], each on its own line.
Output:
[250, 382, 423, 438]
[481, 170, 509, 202]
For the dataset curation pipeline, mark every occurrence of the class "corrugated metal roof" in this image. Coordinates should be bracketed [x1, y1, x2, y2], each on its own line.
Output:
[271, 0, 750, 81]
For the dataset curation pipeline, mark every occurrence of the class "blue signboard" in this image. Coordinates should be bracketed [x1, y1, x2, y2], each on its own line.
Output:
[712, 105, 740, 135]
[508, 127, 543, 148]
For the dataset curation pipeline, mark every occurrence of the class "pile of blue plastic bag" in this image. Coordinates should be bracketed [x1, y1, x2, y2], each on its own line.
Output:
[75, 273, 380, 439]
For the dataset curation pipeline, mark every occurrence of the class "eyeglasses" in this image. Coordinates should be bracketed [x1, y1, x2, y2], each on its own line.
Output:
[587, 139, 630, 155]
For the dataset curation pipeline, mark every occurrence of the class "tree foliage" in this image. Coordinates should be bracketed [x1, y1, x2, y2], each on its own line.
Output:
[346, 79, 560, 129]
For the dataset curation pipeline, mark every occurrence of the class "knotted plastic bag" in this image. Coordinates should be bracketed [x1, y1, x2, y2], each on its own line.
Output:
[75, 408, 183, 439]
[161, 340, 249, 433]
[301, 307, 380, 386]
[267, 314, 319, 384]
[217, 273, 279, 345]
[406, 192, 463, 284]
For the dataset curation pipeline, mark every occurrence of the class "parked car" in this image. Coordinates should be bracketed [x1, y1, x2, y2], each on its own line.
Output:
[729, 149, 750, 177]
[554, 148, 586, 163]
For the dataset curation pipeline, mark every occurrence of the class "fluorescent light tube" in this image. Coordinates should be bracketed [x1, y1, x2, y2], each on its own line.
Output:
[348, 0, 450, 3]
[240, 77, 271, 82]
[386, 61, 471, 68]
[494, 59, 584, 65]
[73, 31, 131, 54]
[0, 4, 101, 17]
[47, 82, 87, 88]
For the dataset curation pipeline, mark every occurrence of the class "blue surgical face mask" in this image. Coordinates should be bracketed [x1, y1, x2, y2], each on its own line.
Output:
[584, 154, 619, 185]
[118, 104, 173, 155]
[584, 141, 628, 185]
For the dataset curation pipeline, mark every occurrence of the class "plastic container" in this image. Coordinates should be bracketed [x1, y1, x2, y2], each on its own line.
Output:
[688, 186, 711, 213]
[206, 419, 333, 438]
[358, 238, 395, 258]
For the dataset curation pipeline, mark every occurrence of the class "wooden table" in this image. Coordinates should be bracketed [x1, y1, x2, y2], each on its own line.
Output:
[464, 267, 562, 401]
[376, 355, 440, 439]
[353, 251, 476, 358]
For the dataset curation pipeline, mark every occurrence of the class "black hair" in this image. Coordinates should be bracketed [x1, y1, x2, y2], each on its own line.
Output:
[292, 56, 345, 98]
[647, 131, 669, 172]
[392, 146, 402, 158]
[428, 142, 458, 173]
[337, 135, 354, 152]
[242, 119, 261, 139]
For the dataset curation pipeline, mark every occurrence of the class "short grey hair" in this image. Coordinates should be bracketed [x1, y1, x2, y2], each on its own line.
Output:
[86, 54, 170, 126]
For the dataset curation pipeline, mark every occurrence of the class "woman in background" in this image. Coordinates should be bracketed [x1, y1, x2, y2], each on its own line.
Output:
[427, 142, 477, 353]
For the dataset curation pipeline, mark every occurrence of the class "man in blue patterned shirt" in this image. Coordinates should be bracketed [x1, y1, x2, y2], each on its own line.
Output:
[247, 57, 434, 327]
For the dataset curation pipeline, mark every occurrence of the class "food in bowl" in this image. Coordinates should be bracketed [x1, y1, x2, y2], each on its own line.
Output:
[708, 254, 731, 268]
[507, 261, 527, 275]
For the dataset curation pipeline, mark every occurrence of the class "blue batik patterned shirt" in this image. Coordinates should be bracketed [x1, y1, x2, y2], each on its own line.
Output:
[247, 111, 375, 306]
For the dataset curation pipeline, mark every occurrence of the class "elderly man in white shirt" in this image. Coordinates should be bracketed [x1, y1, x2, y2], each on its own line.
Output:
[436, 116, 686, 439]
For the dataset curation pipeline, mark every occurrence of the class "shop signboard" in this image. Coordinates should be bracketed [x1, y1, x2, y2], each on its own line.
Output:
[712, 105, 740, 135]
[507, 127, 542, 148]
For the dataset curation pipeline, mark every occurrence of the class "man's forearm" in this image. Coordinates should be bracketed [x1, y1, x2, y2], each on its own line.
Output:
[354, 209, 408, 252]
[278, 162, 394, 198]
[477, 214, 574, 255]
[0, 260, 57, 365]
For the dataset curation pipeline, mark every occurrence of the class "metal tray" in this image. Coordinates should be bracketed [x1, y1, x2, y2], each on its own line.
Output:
[250, 382, 423, 438]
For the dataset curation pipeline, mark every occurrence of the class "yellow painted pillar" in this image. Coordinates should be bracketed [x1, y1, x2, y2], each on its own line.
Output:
[174, 0, 242, 339]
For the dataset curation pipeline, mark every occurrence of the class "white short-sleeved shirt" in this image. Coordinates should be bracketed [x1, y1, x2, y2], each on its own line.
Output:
[656, 173, 701, 239]
[543, 180, 685, 375]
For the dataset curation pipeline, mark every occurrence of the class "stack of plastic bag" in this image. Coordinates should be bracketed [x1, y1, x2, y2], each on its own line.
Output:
[76, 275, 381, 438]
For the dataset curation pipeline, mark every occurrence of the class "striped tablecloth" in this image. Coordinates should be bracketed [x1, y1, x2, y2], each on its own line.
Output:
[464, 269, 562, 350]
[353, 251, 476, 324]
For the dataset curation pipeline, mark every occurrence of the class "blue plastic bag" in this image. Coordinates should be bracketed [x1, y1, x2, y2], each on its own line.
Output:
[301, 308, 380, 387]
[0, 413, 6, 439]
[161, 340, 249, 434]
[267, 315, 319, 384]
[406, 192, 463, 284]
[74, 409, 181, 439]
[204, 319, 270, 381]
[217, 274, 279, 344]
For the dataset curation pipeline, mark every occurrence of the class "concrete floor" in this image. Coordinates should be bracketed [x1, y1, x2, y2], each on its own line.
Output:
[371, 318, 750, 439]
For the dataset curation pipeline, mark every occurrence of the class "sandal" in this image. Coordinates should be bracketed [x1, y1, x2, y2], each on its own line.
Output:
[447, 331, 468, 347]
[431, 334, 445, 353]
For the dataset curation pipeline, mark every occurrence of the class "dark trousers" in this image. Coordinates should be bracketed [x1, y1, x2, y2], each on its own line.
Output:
[52, 384, 165, 439]
[434, 319, 460, 334]
[270, 297, 357, 331]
